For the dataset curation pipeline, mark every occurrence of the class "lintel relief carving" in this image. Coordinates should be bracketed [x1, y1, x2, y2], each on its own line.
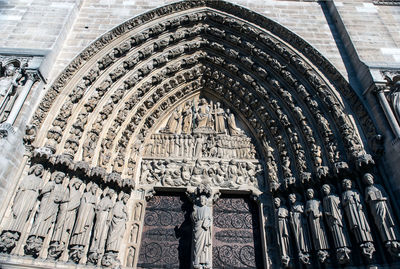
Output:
[1, 1, 397, 268]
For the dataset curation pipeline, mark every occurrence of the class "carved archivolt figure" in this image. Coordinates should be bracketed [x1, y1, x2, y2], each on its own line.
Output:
[341, 179, 375, 260]
[363, 173, 400, 257]
[288, 193, 311, 265]
[274, 197, 292, 268]
[0, 164, 43, 253]
[0, 62, 24, 122]
[69, 183, 98, 263]
[321, 184, 351, 264]
[102, 193, 129, 267]
[49, 177, 83, 259]
[192, 192, 212, 269]
[88, 189, 115, 264]
[25, 171, 68, 256]
[305, 188, 329, 263]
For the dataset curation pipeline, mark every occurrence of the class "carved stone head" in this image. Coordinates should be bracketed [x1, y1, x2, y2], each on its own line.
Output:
[362, 173, 375, 186]
[342, 179, 352, 190]
[71, 177, 82, 189]
[274, 197, 281, 208]
[52, 171, 65, 184]
[4, 63, 17, 77]
[288, 193, 297, 205]
[322, 184, 331, 196]
[306, 189, 314, 199]
[29, 164, 44, 177]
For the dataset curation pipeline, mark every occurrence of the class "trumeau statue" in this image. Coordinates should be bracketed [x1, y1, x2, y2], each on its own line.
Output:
[0, 62, 24, 123]
[25, 171, 68, 257]
[0, 164, 44, 253]
[102, 193, 129, 267]
[69, 183, 98, 263]
[48, 177, 83, 260]
[288, 193, 311, 265]
[273, 197, 292, 268]
[321, 184, 351, 264]
[341, 179, 375, 260]
[363, 173, 400, 257]
[88, 189, 115, 264]
[305, 188, 329, 263]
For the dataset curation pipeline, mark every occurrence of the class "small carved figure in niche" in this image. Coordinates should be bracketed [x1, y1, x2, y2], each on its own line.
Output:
[274, 197, 292, 268]
[102, 193, 130, 267]
[48, 177, 83, 260]
[288, 193, 311, 265]
[341, 179, 375, 261]
[0, 61, 24, 123]
[25, 171, 68, 257]
[194, 98, 212, 130]
[164, 107, 181, 134]
[88, 189, 115, 265]
[69, 183, 98, 263]
[321, 184, 351, 264]
[214, 102, 226, 133]
[0, 164, 43, 253]
[126, 246, 135, 267]
[191, 187, 212, 269]
[194, 134, 205, 158]
[226, 108, 242, 135]
[305, 189, 330, 263]
[363, 173, 400, 257]
[182, 101, 193, 134]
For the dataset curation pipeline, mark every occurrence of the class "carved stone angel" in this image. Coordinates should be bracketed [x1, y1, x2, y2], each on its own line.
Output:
[363, 173, 400, 257]
[274, 197, 292, 268]
[305, 189, 329, 263]
[288, 193, 312, 265]
[341, 179, 375, 260]
[321, 184, 351, 264]
[0, 164, 44, 253]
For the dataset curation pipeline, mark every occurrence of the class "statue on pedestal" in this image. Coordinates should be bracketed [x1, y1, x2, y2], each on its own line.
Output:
[0, 164, 44, 253]
[305, 188, 329, 263]
[288, 193, 311, 265]
[341, 179, 375, 261]
[48, 177, 83, 260]
[363, 173, 400, 258]
[69, 183, 98, 263]
[25, 171, 68, 257]
[321, 184, 351, 264]
[274, 197, 292, 268]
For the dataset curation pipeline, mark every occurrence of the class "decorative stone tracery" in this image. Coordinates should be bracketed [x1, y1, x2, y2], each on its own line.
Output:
[0, 1, 398, 268]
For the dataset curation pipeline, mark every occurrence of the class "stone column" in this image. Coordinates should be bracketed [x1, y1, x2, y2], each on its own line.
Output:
[0, 71, 40, 137]
[375, 86, 400, 138]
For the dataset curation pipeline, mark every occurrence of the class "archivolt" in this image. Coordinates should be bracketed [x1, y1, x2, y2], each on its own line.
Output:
[28, 0, 377, 192]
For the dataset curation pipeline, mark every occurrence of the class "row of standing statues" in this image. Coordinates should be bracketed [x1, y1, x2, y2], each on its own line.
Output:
[274, 174, 400, 267]
[162, 98, 243, 135]
[0, 164, 129, 267]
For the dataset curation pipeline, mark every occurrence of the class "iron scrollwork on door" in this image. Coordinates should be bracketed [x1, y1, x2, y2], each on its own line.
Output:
[213, 196, 263, 269]
[137, 194, 192, 269]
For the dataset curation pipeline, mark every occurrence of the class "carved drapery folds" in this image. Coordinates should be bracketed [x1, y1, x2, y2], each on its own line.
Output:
[1, 0, 396, 268]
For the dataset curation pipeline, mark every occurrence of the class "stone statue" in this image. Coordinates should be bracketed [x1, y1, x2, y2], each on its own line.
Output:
[194, 98, 212, 129]
[389, 77, 400, 125]
[0, 164, 44, 253]
[321, 184, 351, 264]
[182, 101, 193, 134]
[226, 109, 241, 135]
[88, 189, 115, 264]
[48, 177, 83, 260]
[191, 189, 212, 269]
[214, 102, 226, 133]
[164, 107, 181, 133]
[288, 193, 311, 265]
[305, 189, 329, 263]
[274, 197, 292, 268]
[25, 171, 68, 257]
[69, 183, 98, 263]
[0, 62, 24, 122]
[363, 173, 400, 257]
[341, 179, 375, 260]
[102, 193, 129, 267]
